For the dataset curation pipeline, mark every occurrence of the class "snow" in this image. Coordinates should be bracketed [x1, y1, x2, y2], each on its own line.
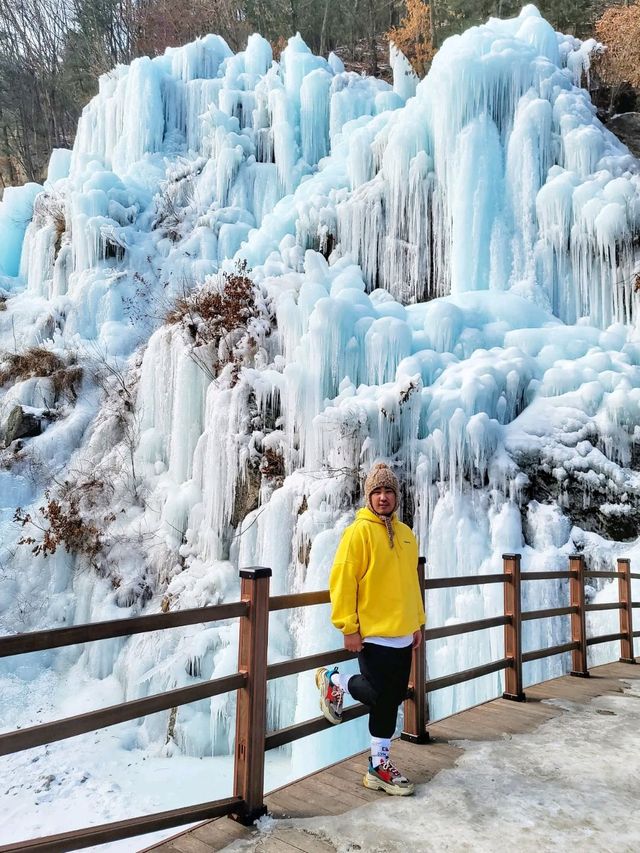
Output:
[233, 679, 640, 853]
[0, 666, 293, 852]
[1, 5, 640, 849]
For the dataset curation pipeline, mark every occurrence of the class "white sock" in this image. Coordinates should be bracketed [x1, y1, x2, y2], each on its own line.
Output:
[370, 736, 390, 768]
[330, 672, 352, 695]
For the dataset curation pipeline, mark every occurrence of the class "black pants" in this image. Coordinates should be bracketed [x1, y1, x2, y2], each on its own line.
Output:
[346, 642, 413, 739]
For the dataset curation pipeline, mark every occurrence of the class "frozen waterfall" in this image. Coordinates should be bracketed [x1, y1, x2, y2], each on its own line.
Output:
[1, 5, 640, 831]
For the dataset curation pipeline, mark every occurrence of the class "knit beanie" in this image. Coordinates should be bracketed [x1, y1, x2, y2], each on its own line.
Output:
[364, 463, 399, 547]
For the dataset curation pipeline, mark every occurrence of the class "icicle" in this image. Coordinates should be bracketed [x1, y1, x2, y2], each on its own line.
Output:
[390, 42, 418, 102]
[300, 70, 332, 165]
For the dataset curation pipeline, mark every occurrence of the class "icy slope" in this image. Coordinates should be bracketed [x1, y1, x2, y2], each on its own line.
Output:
[1, 5, 640, 837]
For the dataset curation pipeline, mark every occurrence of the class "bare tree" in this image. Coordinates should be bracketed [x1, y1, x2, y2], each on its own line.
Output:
[134, 0, 249, 56]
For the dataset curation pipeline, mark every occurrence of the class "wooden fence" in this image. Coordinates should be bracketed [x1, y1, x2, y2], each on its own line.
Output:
[0, 554, 637, 852]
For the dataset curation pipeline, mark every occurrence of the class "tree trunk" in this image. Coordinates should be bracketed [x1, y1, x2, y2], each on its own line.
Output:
[431, 0, 438, 49]
[320, 0, 331, 55]
[368, 0, 378, 76]
[351, 0, 361, 56]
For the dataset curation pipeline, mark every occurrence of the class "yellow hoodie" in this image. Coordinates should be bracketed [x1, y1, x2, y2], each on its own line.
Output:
[329, 508, 426, 638]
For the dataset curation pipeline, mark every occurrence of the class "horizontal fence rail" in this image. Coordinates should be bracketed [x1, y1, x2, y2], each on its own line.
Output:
[268, 590, 330, 611]
[425, 615, 509, 641]
[0, 797, 242, 853]
[1, 554, 637, 852]
[585, 570, 624, 578]
[425, 657, 510, 694]
[267, 647, 356, 681]
[522, 641, 580, 664]
[424, 573, 508, 589]
[265, 703, 369, 751]
[0, 601, 248, 658]
[522, 606, 577, 621]
[587, 632, 626, 647]
[520, 570, 578, 581]
[0, 672, 247, 758]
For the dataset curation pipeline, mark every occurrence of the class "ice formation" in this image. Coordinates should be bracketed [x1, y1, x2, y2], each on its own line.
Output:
[1, 5, 640, 831]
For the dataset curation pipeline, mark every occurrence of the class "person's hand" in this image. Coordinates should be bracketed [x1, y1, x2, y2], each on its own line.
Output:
[412, 629, 422, 649]
[344, 631, 363, 652]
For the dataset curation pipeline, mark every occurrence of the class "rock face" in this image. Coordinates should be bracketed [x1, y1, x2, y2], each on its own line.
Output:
[230, 461, 261, 531]
[606, 112, 640, 158]
[3, 405, 42, 445]
[518, 452, 640, 543]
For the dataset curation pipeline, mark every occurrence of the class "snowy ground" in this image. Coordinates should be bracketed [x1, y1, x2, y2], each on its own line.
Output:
[1, 730, 294, 853]
[0, 664, 294, 852]
[229, 679, 640, 853]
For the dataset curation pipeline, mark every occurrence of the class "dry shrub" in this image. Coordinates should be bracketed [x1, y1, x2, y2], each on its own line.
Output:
[0, 347, 64, 384]
[595, 3, 640, 88]
[53, 366, 83, 402]
[260, 447, 285, 484]
[52, 205, 66, 256]
[387, 0, 436, 77]
[0, 347, 82, 402]
[14, 481, 114, 565]
[153, 161, 204, 243]
[165, 262, 271, 381]
[31, 193, 66, 257]
[154, 194, 185, 243]
[271, 35, 288, 61]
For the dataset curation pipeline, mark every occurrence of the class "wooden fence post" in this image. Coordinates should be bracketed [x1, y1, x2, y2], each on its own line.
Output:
[503, 554, 525, 701]
[569, 554, 589, 678]
[618, 558, 636, 664]
[231, 566, 271, 825]
[402, 557, 429, 744]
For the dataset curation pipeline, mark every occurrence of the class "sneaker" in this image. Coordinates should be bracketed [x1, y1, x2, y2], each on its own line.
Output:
[363, 759, 415, 796]
[315, 666, 343, 724]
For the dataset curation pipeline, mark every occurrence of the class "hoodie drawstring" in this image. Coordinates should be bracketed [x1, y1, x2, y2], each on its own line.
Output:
[367, 507, 395, 548]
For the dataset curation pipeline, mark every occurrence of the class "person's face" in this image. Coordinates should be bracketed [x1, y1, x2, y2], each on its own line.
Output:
[370, 487, 396, 516]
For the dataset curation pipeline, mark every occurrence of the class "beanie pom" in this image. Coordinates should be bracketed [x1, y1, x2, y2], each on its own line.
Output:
[364, 462, 399, 505]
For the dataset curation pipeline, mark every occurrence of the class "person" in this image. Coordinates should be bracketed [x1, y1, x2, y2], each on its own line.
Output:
[315, 462, 425, 796]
